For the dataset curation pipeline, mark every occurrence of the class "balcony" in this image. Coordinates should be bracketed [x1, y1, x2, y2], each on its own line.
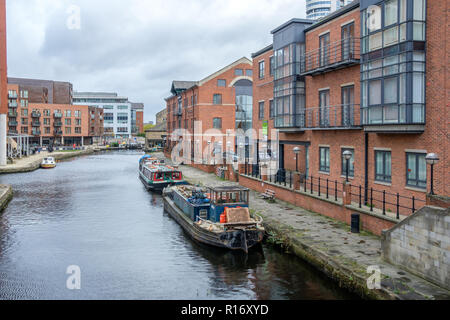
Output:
[31, 111, 42, 118]
[8, 93, 17, 99]
[301, 38, 360, 76]
[8, 111, 18, 117]
[32, 121, 41, 127]
[54, 129, 63, 136]
[54, 112, 63, 118]
[32, 129, 41, 136]
[8, 101, 18, 108]
[9, 130, 18, 135]
[54, 121, 63, 127]
[8, 120, 18, 126]
[275, 104, 361, 132]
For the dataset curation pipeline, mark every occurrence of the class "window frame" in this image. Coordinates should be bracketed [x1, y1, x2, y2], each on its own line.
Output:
[319, 147, 330, 173]
[258, 101, 265, 120]
[213, 117, 222, 129]
[258, 60, 265, 79]
[406, 152, 426, 189]
[374, 150, 392, 183]
[213, 94, 222, 105]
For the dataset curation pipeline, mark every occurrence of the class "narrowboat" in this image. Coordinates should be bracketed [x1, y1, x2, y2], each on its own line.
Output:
[162, 185, 265, 253]
[139, 156, 185, 191]
[40, 157, 56, 169]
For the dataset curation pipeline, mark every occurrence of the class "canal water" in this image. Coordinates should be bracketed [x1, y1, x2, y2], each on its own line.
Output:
[0, 151, 357, 300]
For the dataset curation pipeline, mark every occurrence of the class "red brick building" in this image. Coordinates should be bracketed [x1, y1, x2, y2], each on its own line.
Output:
[7, 83, 93, 146]
[249, 0, 448, 217]
[165, 57, 253, 169]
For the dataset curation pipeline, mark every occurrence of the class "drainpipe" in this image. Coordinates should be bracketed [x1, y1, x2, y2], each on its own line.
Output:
[364, 132, 369, 204]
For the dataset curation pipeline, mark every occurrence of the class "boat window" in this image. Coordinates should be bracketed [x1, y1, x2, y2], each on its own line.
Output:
[155, 172, 164, 180]
[172, 172, 181, 180]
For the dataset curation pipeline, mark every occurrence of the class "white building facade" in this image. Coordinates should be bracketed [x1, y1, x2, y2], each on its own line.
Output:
[306, 0, 353, 20]
[73, 92, 132, 139]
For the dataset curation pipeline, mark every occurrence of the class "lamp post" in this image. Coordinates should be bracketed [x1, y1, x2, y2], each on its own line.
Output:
[343, 150, 352, 183]
[293, 147, 301, 172]
[425, 153, 439, 195]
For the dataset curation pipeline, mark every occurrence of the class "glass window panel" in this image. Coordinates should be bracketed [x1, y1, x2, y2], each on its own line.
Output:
[418, 155, 426, 181]
[413, 52, 425, 61]
[384, 55, 398, 66]
[385, 153, 391, 177]
[385, 0, 398, 26]
[413, 22, 425, 41]
[413, 73, 424, 103]
[408, 154, 416, 179]
[399, 0, 407, 22]
[399, 74, 406, 104]
[384, 77, 398, 104]
[412, 104, 424, 123]
[384, 26, 399, 47]
[384, 105, 398, 122]
[413, 62, 425, 71]
[413, 0, 425, 21]
[370, 106, 383, 123]
[399, 105, 406, 122]
[376, 152, 383, 174]
[369, 80, 382, 105]
[399, 23, 407, 41]
[369, 32, 382, 51]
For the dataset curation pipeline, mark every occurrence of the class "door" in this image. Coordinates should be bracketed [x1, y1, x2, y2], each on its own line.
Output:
[319, 33, 330, 67]
[341, 23, 354, 61]
[341, 85, 354, 126]
[319, 90, 330, 127]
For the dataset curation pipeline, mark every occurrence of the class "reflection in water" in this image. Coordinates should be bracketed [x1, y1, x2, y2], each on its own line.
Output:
[0, 151, 358, 300]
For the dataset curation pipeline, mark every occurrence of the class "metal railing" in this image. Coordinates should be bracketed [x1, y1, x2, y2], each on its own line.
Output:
[349, 185, 426, 219]
[301, 37, 360, 74]
[274, 104, 361, 129]
[31, 112, 42, 118]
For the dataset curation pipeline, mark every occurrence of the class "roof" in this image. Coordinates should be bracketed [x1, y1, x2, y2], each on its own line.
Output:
[271, 18, 314, 34]
[146, 121, 166, 132]
[251, 44, 273, 58]
[209, 186, 249, 192]
[304, 0, 360, 32]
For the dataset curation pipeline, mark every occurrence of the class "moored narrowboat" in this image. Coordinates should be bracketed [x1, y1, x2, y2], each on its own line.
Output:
[162, 185, 265, 253]
[139, 156, 185, 191]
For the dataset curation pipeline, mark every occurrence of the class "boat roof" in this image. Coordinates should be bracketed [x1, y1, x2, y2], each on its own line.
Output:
[209, 186, 249, 192]
[143, 164, 179, 172]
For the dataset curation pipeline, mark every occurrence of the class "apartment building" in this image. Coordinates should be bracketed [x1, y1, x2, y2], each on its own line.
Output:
[7, 77, 73, 105]
[307, 0, 354, 20]
[250, 0, 448, 213]
[88, 106, 104, 144]
[7, 83, 92, 146]
[165, 57, 253, 169]
[73, 92, 132, 139]
[0, 0, 7, 165]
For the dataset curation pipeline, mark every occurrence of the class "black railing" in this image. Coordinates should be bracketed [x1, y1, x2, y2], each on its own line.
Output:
[349, 185, 426, 219]
[298, 175, 343, 203]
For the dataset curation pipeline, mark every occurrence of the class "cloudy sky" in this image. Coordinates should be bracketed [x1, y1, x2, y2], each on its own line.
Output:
[6, 0, 307, 122]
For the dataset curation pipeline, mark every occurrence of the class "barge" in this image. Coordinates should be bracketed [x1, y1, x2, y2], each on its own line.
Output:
[163, 185, 264, 253]
[139, 156, 186, 191]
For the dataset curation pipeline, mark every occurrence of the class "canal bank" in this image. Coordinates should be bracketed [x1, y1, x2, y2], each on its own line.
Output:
[160, 155, 450, 300]
[0, 146, 109, 174]
[0, 184, 13, 212]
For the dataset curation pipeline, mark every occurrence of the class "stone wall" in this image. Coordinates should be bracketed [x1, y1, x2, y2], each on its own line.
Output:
[381, 206, 450, 290]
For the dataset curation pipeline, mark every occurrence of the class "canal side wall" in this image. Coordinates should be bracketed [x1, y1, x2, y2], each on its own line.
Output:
[0, 184, 13, 212]
[239, 174, 396, 236]
[381, 206, 450, 290]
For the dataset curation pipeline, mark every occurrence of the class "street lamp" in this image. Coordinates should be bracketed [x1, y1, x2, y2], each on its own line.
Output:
[293, 147, 301, 172]
[343, 150, 352, 183]
[425, 153, 439, 195]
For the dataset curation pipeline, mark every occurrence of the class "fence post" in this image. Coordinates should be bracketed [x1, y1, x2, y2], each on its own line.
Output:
[370, 188, 373, 211]
[343, 182, 352, 205]
[396, 193, 400, 219]
[412, 196, 415, 214]
[311, 176, 314, 194]
[335, 180, 338, 201]
[326, 179, 329, 199]
[382, 190, 386, 215]
[318, 177, 321, 197]
[359, 185, 362, 208]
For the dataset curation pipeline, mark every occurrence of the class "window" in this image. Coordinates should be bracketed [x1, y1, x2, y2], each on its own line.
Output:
[75, 110, 81, 118]
[21, 109, 28, 116]
[375, 150, 392, 182]
[385, 0, 398, 26]
[319, 147, 330, 173]
[64, 110, 71, 117]
[65, 127, 71, 134]
[65, 119, 72, 126]
[21, 118, 28, 125]
[341, 148, 355, 177]
[269, 56, 274, 76]
[117, 127, 128, 133]
[20, 90, 28, 98]
[213, 118, 222, 129]
[269, 100, 274, 118]
[259, 61, 265, 79]
[104, 113, 114, 123]
[234, 69, 243, 76]
[258, 101, 264, 119]
[43, 109, 50, 116]
[103, 105, 114, 110]
[406, 153, 426, 188]
[117, 105, 129, 110]
[75, 119, 81, 126]
[43, 118, 50, 125]
[245, 69, 253, 77]
[21, 99, 28, 107]
[217, 79, 226, 87]
[117, 113, 128, 123]
[75, 127, 81, 134]
[213, 94, 222, 105]
[319, 33, 330, 66]
[45, 127, 50, 134]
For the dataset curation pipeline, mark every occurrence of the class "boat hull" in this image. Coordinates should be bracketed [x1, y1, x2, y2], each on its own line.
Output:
[40, 164, 56, 169]
[163, 194, 264, 253]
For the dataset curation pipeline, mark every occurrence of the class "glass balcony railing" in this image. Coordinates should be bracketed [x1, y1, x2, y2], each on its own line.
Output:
[275, 104, 361, 130]
[301, 38, 360, 76]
